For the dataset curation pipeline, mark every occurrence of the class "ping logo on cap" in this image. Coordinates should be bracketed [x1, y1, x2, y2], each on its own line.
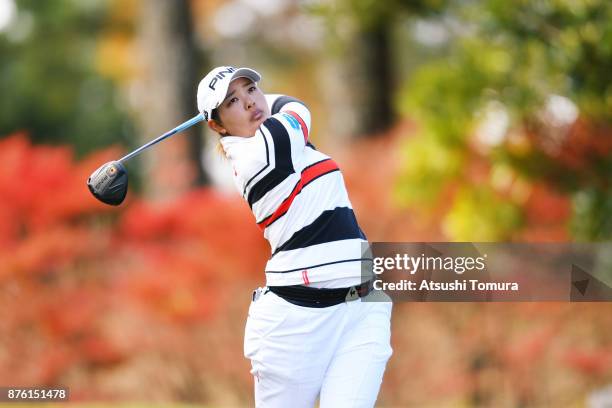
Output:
[208, 66, 237, 91]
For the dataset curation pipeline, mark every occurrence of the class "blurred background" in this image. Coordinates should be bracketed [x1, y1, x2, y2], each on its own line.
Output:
[0, 0, 611, 406]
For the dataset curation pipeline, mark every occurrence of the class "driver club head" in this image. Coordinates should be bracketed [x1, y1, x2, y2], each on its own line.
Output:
[87, 161, 128, 206]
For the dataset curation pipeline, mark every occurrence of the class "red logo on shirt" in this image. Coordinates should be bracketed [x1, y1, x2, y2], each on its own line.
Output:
[302, 270, 310, 285]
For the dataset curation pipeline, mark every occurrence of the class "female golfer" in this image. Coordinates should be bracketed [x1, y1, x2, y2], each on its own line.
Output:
[197, 66, 392, 408]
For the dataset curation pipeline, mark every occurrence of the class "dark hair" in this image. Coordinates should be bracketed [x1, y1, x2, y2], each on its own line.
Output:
[210, 108, 227, 156]
[211, 108, 221, 124]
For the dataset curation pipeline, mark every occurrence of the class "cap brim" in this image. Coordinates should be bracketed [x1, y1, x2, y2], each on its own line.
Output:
[230, 68, 261, 84]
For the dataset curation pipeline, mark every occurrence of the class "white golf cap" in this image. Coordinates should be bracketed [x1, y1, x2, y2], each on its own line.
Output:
[197, 66, 261, 120]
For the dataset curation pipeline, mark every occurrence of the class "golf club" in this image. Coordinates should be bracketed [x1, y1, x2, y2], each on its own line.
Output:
[87, 113, 204, 206]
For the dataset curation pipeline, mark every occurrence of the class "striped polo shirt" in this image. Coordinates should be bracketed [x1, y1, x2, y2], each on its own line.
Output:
[219, 94, 369, 287]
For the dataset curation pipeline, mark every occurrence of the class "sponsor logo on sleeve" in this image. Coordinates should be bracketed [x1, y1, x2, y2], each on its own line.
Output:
[281, 112, 300, 131]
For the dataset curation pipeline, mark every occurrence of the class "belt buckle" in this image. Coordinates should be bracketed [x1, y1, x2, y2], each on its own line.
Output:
[345, 286, 360, 302]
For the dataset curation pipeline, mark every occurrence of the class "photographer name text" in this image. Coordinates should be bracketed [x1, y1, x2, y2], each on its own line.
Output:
[374, 279, 519, 291]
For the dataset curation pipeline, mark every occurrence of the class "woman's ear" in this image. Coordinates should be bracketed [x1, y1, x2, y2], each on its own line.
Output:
[208, 119, 227, 135]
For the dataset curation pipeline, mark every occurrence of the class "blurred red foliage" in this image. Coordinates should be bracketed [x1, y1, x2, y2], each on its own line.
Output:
[0, 134, 610, 406]
[563, 348, 612, 377]
[0, 134, 267, 400]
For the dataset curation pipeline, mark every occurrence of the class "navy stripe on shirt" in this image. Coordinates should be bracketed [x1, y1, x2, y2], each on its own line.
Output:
[272, 206, 366, 256]
[247, 117, 295, 208]
[243, 126, 270, 197]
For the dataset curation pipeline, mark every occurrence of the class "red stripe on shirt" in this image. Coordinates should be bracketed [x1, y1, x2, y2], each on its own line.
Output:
[285, 110, 309, 142]
[257, 159, 339, 230]
[302, 270, 310, 285]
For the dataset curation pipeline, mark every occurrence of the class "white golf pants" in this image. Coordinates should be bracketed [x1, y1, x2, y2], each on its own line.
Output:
[244, 289, 393, 408]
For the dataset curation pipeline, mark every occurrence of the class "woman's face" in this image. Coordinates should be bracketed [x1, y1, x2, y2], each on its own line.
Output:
[212, 77, 270, 137]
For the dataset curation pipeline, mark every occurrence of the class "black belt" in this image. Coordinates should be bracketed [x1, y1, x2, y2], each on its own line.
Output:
[268, 280, 374, 308]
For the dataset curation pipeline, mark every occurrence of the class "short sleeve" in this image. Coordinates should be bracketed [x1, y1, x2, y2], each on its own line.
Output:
[265, 94, 311, 146]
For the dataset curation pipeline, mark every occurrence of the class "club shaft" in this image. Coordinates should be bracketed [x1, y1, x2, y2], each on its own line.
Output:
[118, 114, 204, 163]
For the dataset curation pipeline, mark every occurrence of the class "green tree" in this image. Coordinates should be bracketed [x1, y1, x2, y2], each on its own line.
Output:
[0, 0, 134, 155]
[397, 0, 612, 240]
